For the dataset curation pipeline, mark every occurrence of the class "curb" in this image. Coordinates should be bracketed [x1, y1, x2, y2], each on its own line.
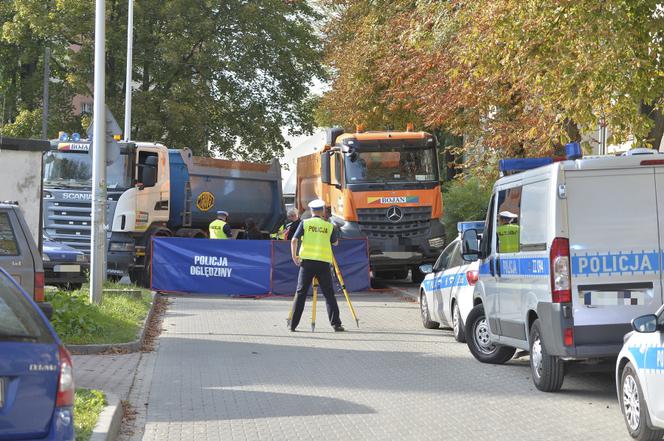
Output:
[89, 393, 123, 441]
[67, 292, 158, 355]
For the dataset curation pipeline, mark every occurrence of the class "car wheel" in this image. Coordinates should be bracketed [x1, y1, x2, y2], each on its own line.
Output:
[529, 319, 565, 392]
[620, 362, 664, 441]
[452, 301, 466, 343]
[420, 292, 440, 329]
[411, 267, 426, 284]
[465, 304, 516, 364]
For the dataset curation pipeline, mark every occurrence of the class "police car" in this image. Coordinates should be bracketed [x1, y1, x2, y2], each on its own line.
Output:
[460, 144, 664, 392]
[616, 306, 664, 440]
[418, 222, 484, 342]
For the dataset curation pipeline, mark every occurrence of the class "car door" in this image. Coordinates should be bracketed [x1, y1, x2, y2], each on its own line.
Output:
[443, 243, 468, 325]
[0, 209, 34, 294]
[430, 240, 460, 325]
[643, 309, 664, 423]
[479, 194, 501, 334]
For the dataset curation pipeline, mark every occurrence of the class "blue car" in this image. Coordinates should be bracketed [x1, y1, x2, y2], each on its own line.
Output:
[43, 238, 88, 291]
[0, 267, 74, 440]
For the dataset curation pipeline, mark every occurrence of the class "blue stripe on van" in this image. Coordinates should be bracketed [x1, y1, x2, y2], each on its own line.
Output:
[571, 251, 660, 276]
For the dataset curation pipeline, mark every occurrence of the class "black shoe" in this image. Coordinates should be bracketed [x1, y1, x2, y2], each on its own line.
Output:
[290, 328, 297, 332]
[333, 325, 345, 332]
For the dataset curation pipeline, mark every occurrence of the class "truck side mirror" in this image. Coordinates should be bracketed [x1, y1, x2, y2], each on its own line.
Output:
[462, 229, 480, 262]
[141, 165, 157, 187]
[321, 152, 331, 185]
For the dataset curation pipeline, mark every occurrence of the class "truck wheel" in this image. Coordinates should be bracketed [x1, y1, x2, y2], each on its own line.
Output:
[465, 304, 516, 364]
[420, 291, 440, 329]
[620, 362, 664, 441]
[529, 319, 565, 392]
[452, 301, 466, 343]
[411, 267, 426, 284]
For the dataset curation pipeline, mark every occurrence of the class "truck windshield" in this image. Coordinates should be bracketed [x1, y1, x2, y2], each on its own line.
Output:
[345, 147, 438, 183]
[43, 151, 132, 189]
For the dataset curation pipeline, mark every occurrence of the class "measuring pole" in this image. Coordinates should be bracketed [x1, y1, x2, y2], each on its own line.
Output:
[123, 0, 133, 141]
[90, 0, 107, 304]
[41, 47, 50, 140]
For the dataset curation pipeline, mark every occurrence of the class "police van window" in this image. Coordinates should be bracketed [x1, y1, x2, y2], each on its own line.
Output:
[520, 180, 549, 250]
[481, 195, 496, 257]
[0, 213, 19, 256]
[434, 241, 459, 272]
[496, 186, 522, 253]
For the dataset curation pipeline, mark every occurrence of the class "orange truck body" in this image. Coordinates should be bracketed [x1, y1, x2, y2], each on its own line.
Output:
[295, 128, 446, 277]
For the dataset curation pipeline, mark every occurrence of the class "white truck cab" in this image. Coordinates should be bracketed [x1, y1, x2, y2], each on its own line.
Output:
[461, 144, 664, 392]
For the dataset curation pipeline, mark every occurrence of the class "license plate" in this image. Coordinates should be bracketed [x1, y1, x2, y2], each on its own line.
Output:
[0, 378, 4, 409]
[54, 264, 80, 273]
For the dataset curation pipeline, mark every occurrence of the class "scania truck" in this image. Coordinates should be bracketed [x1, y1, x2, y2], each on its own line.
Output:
[295, 126, 445, 283]
[43, 138, 285, 286]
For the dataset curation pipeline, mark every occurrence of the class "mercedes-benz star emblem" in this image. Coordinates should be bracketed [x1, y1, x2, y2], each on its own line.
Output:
[386, 206, 403, 223]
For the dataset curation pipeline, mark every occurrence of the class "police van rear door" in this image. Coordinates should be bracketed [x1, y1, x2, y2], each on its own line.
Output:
[566, 166, 663, 351]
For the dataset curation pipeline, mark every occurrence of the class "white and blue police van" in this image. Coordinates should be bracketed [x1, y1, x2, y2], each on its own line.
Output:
[460, 144, 664, 392]
[418, 221, 484, 342]
[616, 305, 664, 440]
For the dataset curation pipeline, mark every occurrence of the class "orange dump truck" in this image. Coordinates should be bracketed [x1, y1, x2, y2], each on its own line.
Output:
[295, 127, 445, 283]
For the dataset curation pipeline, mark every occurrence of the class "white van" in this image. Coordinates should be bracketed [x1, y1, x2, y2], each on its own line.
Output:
[461, 148, 664, 392]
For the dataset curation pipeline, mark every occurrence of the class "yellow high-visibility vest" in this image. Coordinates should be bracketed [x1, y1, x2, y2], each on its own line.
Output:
[209, 219, 229, 239]
[497, 224, 520, 253]
[298, 217, 334, 263]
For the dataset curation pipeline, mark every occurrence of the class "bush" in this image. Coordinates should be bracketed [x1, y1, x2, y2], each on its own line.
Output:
[442, 177, 492, 243]
[45, 291, 101, 339]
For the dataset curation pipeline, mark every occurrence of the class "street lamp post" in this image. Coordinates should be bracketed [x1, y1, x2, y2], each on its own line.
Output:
[90, 0, 107, 304]
[123, 0, 134, 141]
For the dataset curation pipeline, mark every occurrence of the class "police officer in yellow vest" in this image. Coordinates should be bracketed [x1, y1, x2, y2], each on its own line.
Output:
[496, 210, 520, 253]
[290, 199, 343, 332]
[209, 211, 232, 239]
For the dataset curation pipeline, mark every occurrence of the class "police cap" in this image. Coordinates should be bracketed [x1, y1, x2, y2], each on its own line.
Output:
[308, 199, 325, 210]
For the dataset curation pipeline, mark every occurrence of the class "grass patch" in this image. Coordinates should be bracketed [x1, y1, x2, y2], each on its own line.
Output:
[46, 283, 152, 345]
[74, 389, 106, 441]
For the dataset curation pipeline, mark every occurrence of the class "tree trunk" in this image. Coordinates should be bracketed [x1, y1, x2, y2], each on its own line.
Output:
[641, 102, 664, 151]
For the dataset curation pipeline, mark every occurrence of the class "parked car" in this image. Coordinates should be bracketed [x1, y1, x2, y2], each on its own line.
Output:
[616, 307, 664, 441]
[0, 202, 46, 303]
[0, 267, 75, 440]
[461, 145, 664, 392]
[419, 222, 484, 342]
[43, 236, 88, 290]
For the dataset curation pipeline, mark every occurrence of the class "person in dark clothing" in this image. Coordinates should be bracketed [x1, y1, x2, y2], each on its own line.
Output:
[284, 208, 301, 241]
[244, 218, 263, 240]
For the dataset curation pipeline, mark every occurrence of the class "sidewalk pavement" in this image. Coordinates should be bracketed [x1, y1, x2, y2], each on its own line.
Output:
[73, 353, 142, 400]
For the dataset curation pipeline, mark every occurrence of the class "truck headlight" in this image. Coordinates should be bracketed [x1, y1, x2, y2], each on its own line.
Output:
[109, 242, 135, 252]
[428, 237, 445, 248]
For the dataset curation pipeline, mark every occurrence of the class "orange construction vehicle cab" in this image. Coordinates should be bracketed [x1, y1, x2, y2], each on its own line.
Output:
[295, 127, 445, 282]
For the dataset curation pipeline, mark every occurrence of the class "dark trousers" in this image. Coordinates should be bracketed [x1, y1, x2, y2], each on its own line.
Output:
[291, 260, 341, 330]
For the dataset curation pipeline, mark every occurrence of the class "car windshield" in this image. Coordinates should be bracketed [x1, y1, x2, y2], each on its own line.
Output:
[345, 147, 437, 183]
[44, 151, 132, 189]
[0, 272, 53, 344]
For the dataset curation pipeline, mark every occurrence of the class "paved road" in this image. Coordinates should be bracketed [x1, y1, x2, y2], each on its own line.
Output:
[122, 291, 629, 441]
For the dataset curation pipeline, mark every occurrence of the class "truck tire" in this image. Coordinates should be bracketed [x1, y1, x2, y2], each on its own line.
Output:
[465, 304, 516, 364]
[620, 362, 664, 441]
[411, 267, 426, 284]
[420, 291, 440, 329]
[452, 300, 466, 343]
[529, 319, 565, 392]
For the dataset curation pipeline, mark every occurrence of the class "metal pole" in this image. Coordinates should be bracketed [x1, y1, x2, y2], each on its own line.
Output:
[123, 0, 133, 141]
[41, 47, 50, 140]
[90, 0, 107, 304]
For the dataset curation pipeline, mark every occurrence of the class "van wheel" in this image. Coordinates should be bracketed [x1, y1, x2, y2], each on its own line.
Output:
[420, 292, 439, 329]
[529, 319, 565, 392]
[465, 304, 515, 364]
[452, 301, 466, 343]
[620, 362, 664, 441]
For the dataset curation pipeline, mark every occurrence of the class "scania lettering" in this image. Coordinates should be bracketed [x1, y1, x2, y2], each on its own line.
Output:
[43, 138, 285, 286]
[295, 126, 445, 283]
[461, 145, 664, 393]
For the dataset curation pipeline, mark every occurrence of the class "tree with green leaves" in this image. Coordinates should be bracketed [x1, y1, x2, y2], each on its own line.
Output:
[1, 0, 325, 160]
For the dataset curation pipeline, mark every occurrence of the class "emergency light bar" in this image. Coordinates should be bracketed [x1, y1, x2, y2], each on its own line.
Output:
[499, 143, 583, 175]
[457, 221, 485, 235]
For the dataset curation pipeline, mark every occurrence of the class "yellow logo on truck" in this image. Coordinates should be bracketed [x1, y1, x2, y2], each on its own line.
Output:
[196, 192, 215, 212]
